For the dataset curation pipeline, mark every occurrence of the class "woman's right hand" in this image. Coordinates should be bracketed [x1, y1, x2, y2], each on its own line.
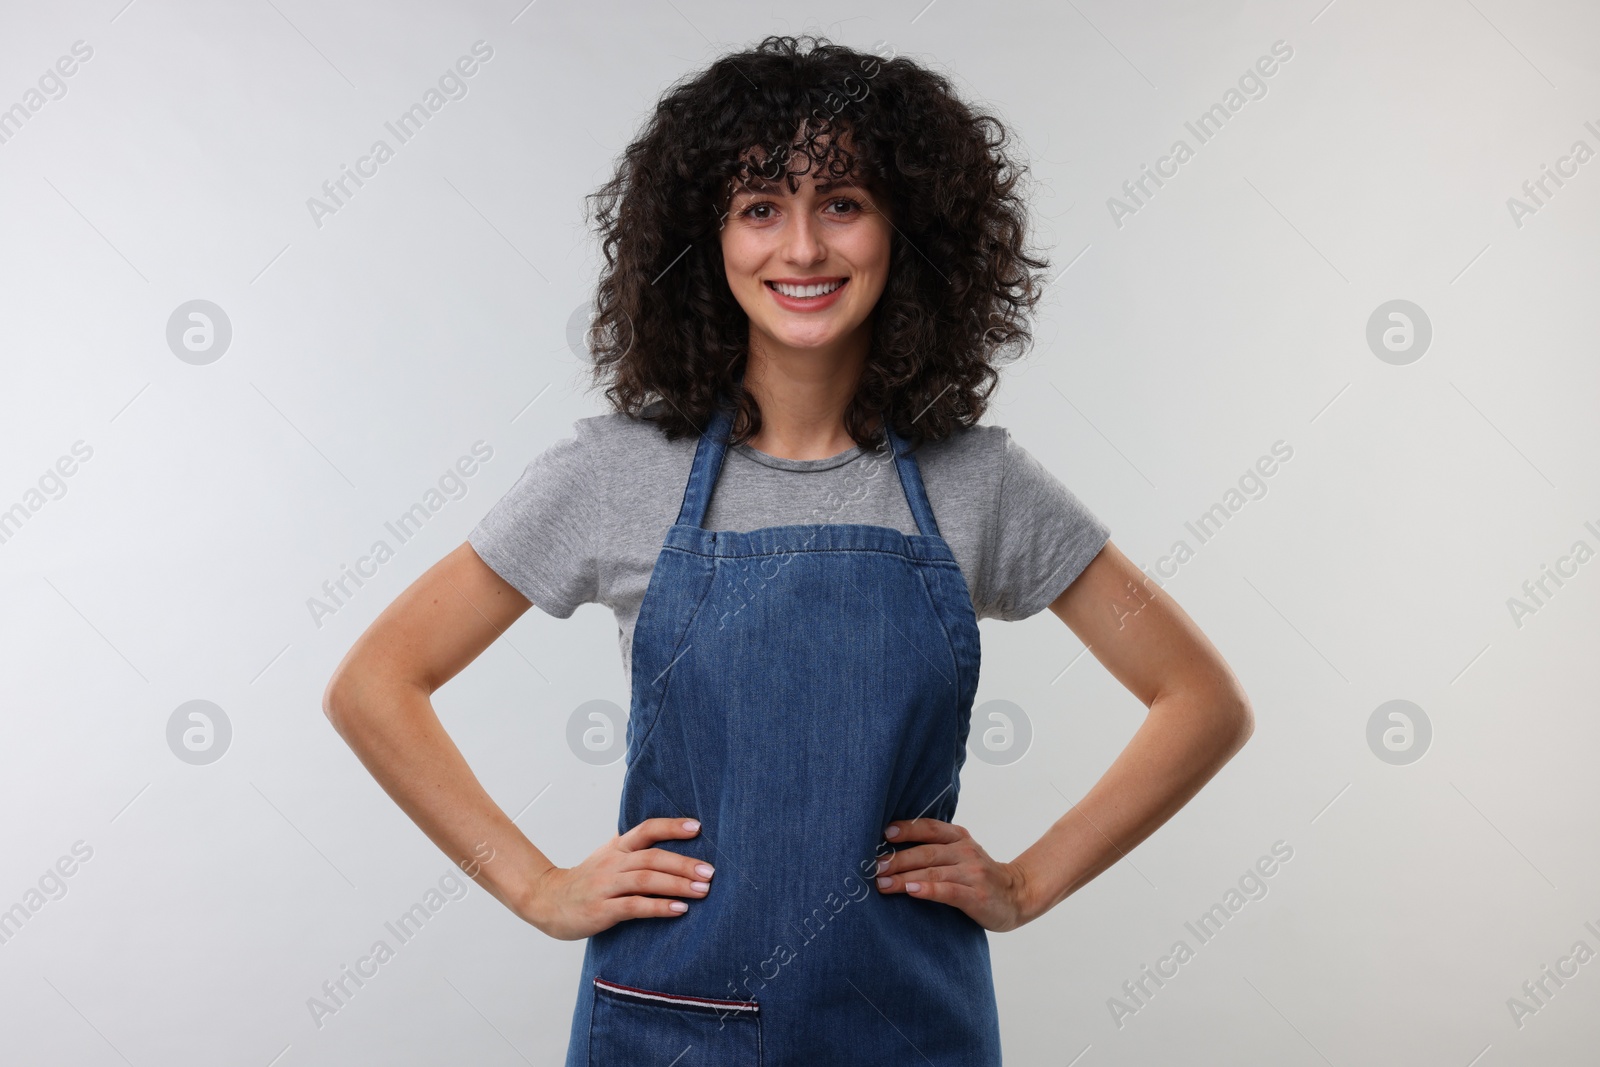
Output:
[521, 817, 716, 941]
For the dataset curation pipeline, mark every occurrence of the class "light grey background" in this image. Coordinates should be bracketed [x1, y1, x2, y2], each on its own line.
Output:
[2, 1, 1596, 1063]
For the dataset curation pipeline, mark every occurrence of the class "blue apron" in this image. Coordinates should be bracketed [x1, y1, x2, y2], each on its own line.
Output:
[564, 399, 1003, 1065]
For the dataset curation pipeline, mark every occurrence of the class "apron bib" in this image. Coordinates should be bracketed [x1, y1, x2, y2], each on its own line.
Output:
[564, 400, 1002, 1066]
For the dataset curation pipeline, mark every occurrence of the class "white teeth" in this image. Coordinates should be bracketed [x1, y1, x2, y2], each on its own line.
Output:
[771, 279, 843, 298]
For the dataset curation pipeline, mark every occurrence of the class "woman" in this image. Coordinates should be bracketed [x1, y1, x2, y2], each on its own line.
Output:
[323, 35, 1253, 1065]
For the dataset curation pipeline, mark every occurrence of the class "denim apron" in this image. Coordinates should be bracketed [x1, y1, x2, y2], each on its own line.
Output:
[564, 400, 1003, 1065]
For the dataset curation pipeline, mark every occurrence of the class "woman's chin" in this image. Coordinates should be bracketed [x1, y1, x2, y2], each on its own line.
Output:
[752, 320, 865, 354]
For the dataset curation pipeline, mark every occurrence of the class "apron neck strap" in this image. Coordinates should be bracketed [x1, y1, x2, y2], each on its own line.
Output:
[674, 402, 735, 528]
[884, 412, 942, 539]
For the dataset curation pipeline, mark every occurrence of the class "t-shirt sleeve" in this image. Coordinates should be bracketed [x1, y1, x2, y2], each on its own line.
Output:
[978, 428, 1111, 621]
[466, 423, 600, 618]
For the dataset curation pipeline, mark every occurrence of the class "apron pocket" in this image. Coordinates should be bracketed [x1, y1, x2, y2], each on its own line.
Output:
[589, 976, 761, 1066]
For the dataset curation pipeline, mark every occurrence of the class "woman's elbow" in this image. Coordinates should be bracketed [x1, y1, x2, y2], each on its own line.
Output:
[322, 654, 431, 739]
[322, 660, 372, 735]
[1221, 691, 1255, 755]
[322, 668, 352, 734]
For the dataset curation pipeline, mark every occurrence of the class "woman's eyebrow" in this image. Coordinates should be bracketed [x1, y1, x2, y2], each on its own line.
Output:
[732, 176, 866, 196]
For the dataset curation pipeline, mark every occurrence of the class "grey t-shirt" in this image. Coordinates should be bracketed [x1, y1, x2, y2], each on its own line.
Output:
[468, 402, 1111, 689]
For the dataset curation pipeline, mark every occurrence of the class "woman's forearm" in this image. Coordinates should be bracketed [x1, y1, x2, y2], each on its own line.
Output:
[1011, 688, 1254, 923]
[323, 672, 555, 921]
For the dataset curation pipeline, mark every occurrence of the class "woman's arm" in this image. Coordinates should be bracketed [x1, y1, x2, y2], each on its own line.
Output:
[1010, 538, 1255, 921]
[322, 542, 716, 939]
[875, 538, 1254, 929]
[321, 542, 553, 918]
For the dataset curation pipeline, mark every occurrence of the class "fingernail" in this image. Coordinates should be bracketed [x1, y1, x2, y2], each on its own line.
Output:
[669, 901, 688, 912]
[875, 858, 889, 873]
[691, 881, 710, 892]
[907, 882, 921, 892]
[885, 826, 900, 839]
[877, 876, 891, 889]
[682, 820, 700, 832]
[695, 863, 715, 878]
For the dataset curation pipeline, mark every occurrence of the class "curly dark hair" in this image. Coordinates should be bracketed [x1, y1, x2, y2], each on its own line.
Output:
[582, 34, 1050, 451]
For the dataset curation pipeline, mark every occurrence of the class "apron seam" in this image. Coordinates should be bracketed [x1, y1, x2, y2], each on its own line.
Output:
[627, 548, 718, 764]
[585, 973, 597, 1067]
[910, 563, 963, 683]
[911, 561, 978, 821]
[674, 543, 956, 562]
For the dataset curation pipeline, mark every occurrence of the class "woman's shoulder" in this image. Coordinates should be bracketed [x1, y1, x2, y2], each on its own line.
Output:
[915, 419, 1100, 519]
[489, 402, 683, 506]
[908, 420, 1009, 480]
[555, 399, 696, 494]
[562, 398, 681, 451]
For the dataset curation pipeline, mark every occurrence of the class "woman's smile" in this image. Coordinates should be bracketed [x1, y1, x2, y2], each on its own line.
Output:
[764, 276, 850, 310]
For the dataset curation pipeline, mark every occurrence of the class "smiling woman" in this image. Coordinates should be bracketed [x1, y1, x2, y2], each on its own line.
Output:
[324, 33, 1254, 1067]
[581, 35, 1052, 453]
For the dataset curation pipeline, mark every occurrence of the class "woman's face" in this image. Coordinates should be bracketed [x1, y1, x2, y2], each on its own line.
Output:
[719, 146, 893, 359]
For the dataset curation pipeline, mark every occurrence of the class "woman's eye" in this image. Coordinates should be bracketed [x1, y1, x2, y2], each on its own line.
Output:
[733, 197, 862, 221]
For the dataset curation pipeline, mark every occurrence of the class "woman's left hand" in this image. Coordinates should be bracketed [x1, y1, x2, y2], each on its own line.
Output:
[873, 818, 1038, 932]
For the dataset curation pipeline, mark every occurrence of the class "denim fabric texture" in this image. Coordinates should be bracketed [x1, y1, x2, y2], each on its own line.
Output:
[565, 399, 1002, 1065]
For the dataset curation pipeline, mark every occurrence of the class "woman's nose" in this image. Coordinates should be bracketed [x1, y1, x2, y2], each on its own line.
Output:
[783, 209, 825, 264]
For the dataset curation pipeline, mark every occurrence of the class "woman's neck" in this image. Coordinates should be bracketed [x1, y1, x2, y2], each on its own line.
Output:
[740, 332, 876, 461]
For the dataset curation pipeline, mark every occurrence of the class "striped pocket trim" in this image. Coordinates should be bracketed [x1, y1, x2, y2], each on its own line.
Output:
[594, 976, 760, 1015]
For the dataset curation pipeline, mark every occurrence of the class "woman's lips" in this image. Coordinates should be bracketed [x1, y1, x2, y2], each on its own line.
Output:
[764, 277, 849, 311]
